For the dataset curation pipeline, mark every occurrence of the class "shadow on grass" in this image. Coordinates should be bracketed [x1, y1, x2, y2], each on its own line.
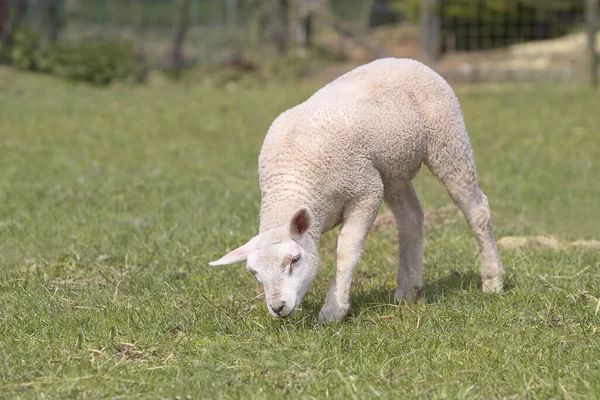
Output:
[288, 270, 514, 323]
[348, 269, 503, 317]
[421, 270, 481, 302]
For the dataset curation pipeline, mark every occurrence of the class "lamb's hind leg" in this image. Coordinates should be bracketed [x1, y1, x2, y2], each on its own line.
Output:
[450, 183, 504, 292]
[385, 182, 424, 302]
[427, 142, 504, 293]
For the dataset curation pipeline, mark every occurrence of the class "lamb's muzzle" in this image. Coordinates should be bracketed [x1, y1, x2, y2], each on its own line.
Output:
[210, 58, 505, 323]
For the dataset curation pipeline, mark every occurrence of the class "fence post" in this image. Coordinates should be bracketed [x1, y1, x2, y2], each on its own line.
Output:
[0, 0, 8, 47]
[47, 0, 62, 42]
[587, 0, 599, 87]
[271, 0, 289, 55]
[249, 0, 262, 46]
[420, 0, 441, 64]
[168, 0, 191, 69]
[295, 0, 313, 54]
[227, 0, 238, 29]
[133, 0, 144, 33]
[359, 0, 375, 33]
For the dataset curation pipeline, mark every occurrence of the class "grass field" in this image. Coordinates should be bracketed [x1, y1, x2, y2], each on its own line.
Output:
[0, 69, 599, 399]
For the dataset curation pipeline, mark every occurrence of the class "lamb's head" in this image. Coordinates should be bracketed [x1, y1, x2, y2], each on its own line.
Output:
[209, 206, 319, 318]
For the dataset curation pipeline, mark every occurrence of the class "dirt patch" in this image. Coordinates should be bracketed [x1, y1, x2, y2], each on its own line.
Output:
[371, 205, 459, 232]
[371, 210, 396, 231]
[570, 240, 600, 250]
[497, 236, 561, 250]
[87, 342, 170, 364]
[371, 212, 600, 251]
[310, 24, 599, 84]
[114, 342, 146, 360]
[498, 236, 600, 251]
[422, 30, 599, 83]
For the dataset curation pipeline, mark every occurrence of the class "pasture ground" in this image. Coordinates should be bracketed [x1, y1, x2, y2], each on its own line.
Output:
[0, 70, 599, 398]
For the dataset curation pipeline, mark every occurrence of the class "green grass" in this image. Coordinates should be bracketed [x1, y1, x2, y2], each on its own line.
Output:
[0, 70, 599, 399]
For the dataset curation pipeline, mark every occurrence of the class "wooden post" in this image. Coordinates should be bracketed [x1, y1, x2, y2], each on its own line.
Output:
[47, 0, 62, 42]
[15, 0, 28, 22]
[0, 0, 9, 47]
[420, 0, 441, 64]
[227, 0, 238, 30]
[296, 0, 313, 53]
[249, 0, 262, 46]
[587, 0, 599, 87]
[271, 0, 289, 56]
[134, 0, 145, 33]
[359, 0, 375, 33]
[168, 0, 191, 69]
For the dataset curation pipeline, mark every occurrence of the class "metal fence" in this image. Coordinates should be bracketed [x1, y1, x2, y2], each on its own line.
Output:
[439, 0, 585, 52]
[2, 0, 598, 83]
[420, 0, 598, 84]
[62, 0, 261, 65]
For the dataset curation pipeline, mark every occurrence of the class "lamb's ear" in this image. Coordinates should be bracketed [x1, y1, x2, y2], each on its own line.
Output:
[209, 236, 259, 266]
[290, 206, 313, 239]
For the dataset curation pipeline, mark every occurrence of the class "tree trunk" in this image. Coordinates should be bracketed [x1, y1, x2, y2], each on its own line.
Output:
[0, 0, 9, 47]
[16, 0, 28, 22]
[47, 0, 62, 42]
[271, 0, 289, 55]
[359, 0, 375, 33]
[587, 0, 599, 87]
[168, 0, 190, 70]
[420, 0, 441, 63]
[295, 0, 313, 53]
[314, 0, 331, 31]
[227, 0, 238, 29]
[133, 0, 145, 33]
[249, 0, 262, 45]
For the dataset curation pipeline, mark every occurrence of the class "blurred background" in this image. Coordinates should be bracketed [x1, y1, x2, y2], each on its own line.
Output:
[0, 0, 598, 86]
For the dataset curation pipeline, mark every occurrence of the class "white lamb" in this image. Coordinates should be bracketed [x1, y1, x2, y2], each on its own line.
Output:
[210, 58, 504, 323]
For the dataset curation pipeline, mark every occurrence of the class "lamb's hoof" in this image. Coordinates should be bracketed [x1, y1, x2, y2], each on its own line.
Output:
[318, 303, 349, 324]
[482, 276, 503, 294]
[394, 285, 422, 303]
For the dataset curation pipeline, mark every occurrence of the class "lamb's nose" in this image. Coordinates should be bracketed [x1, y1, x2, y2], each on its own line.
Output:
[272, 304, 285, 315]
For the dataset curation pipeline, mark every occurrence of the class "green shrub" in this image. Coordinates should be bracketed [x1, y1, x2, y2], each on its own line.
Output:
[389, 0, 583, 51]
[1, 23, 145, 85]
[0, 24, 38, 69]
[390, 0, 583, 23]
[36, 38, 146, 85]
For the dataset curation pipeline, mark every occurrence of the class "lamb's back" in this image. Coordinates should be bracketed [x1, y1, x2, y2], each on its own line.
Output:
[259, 58, 463, 202]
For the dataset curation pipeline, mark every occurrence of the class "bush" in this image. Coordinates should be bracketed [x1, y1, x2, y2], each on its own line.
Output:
[390, 0, 583, 23]
[0, 24, 37, 67]
[36, 38, 146, 85]
[6, 25, 39, 70]
[1, 24, 145, 85]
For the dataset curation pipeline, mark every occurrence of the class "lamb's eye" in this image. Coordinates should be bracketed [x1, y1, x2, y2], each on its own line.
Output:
[291, 254, 300, 265]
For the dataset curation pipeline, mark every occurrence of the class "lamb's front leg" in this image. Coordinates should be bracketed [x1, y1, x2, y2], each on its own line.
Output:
[319, 199, 381, 323]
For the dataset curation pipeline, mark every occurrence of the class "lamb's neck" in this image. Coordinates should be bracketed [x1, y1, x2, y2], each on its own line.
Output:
[259, 188, 323, 243]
